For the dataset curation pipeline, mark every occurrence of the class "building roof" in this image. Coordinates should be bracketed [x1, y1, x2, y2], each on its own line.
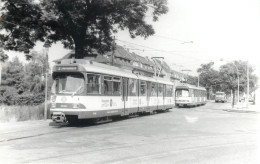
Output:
[53, 51, 110, 64]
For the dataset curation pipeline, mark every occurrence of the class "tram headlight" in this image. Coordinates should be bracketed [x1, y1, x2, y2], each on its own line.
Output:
[72, 103, 79, 108]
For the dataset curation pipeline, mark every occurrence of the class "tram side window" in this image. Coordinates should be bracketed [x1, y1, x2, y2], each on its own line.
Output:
[166, 85, 173, 97]
[87, 74, 101, 94]
[151, 83, 157, 96]
[129, 79, 138, 96]
[176, 89, 189, 97]
[158, 84, 163, 96]
[194, 90, 197, 97]
[113, 77, 121, 96]
[189, 89, 194, 97]
[140, 81, 147, 96]
[104, 76, 113, 95]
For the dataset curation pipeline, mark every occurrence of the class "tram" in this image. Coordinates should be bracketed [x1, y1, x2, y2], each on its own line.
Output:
[50, 59, 175, 124]
[175, 84, 207, 107]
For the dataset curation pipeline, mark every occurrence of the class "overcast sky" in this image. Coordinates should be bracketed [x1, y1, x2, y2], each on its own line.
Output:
[7, 0, 260, 76]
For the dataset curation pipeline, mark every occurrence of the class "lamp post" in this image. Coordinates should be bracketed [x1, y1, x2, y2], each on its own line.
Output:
[43, 42, 50, 120]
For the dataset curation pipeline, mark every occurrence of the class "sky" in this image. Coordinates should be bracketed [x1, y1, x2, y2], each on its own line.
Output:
[5, 0, 260, 77]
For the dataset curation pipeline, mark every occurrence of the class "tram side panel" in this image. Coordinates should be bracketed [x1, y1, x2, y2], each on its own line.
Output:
[125, 78, 139, 115]
[149, 82, 158, 111]
[164, 85, 175, 109]
[138, 80, 149, 112]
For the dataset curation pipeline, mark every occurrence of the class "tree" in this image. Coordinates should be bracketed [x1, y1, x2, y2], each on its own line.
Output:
[197, 62, 219, 87]
[219, 60, 258, 106]
[0, 49, 8, 62]
[2, 57, 25, 93]
[197, 62, 220, 99]
[0, 0, 168, 58]
[186, 75, 198, 86]
[0, 53, 50, 106]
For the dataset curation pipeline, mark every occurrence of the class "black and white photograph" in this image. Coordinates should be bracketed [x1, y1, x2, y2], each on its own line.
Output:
[0, 0, 259, 163]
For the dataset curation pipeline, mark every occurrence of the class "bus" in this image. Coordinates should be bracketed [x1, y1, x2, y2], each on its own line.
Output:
[215, 92, 227, 103]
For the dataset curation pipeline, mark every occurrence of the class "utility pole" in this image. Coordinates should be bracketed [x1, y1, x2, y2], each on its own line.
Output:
[43, 42, 50, 120]
[197, 74, 200, 87]
[0, 44, 2, 85]
[246, 60, 249, 108]
[0, 62, 2, 85]
[111, 36, 116, 66]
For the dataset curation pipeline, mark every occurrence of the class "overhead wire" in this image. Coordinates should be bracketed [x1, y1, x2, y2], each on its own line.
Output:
[116, 39, 207, 61]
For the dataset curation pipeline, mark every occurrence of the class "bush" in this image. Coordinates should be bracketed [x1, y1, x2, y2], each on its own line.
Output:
[0, 86, 19, 105]
[16, 92, 45, 106]
[0, 87, 45, 106]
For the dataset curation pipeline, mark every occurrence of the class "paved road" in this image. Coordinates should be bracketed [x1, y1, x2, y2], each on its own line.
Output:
[0, 102, 259, 163]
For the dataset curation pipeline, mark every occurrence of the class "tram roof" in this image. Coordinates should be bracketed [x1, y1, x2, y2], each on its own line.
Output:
[175, 84, 206, 91]
[53, 59, 175, 84]
[53, 59, 137, 79]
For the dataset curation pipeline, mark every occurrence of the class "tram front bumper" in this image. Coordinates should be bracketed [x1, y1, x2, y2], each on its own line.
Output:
[52, 112, 66, 123]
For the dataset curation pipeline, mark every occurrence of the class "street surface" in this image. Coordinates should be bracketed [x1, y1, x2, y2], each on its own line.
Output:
[0, 101, 259, 163]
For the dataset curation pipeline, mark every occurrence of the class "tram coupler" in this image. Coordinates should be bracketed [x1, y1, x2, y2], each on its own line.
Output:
[52, 112, 66, 123]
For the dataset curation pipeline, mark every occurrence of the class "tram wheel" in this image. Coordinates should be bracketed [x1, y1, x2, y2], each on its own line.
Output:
[66, 116, 79, 125]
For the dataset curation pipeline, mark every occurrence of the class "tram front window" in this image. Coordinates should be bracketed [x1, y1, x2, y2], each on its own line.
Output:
[176, 89, 189, 97]
[52, 74, 85, 94]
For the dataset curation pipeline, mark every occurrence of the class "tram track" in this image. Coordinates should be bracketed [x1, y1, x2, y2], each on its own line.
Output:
[22, 132, 257, 163]
[107, 140, 256, 164]
[0, 110, 257, 143]
[0, 112, 173, 143]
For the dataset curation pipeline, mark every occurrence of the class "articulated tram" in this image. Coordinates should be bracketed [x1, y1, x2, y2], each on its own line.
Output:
[175, 84, 207, 107]
[50, 59, 175, 124]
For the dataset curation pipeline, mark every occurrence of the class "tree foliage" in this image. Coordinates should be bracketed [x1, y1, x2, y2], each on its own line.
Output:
[0, 0, 168, 58]
[197, 60, 258, 97]
[219, 61, 258, 94]
[197, 62, 219, 88]
[0, 49, 8, 62]
[0, 53, 51, 106]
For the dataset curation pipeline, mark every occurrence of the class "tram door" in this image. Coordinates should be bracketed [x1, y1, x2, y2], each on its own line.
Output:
[122, 78, 129, 115]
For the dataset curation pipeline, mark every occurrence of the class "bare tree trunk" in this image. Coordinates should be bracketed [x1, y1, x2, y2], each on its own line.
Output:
[75, 43, 84, 59]
[232, 89, 235, 108]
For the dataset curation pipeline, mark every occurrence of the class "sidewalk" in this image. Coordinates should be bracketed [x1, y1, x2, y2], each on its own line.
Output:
[225, 102, 259, 113]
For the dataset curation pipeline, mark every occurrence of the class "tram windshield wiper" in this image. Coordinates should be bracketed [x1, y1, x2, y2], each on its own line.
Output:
[72, 81, 84, 97]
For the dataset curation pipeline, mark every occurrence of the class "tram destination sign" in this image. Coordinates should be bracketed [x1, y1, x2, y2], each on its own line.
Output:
[56, 66, 78, 71]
